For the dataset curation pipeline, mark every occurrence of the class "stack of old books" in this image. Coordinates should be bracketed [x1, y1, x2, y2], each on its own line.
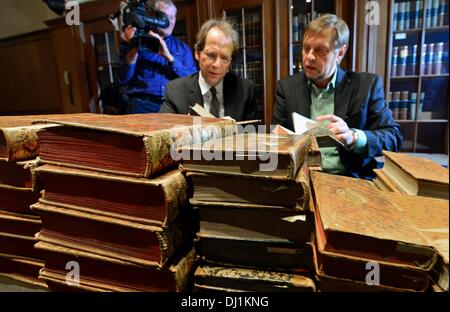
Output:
[310, 170, 449, 292]
[30, 113, 235, 291]
[0, 115, 63, 290]
[180, 132, 317, 291]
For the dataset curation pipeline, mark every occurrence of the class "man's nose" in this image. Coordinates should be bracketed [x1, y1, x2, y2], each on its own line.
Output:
[304, 50, 316, 62]
[212, 56, 222, 66]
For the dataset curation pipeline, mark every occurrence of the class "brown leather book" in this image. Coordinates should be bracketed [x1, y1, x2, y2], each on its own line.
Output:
[0, 184, 40, 216]
[31, 200, 191, 267]
[196, 234, 313, 272]
[34, 113, 236, 178]
[35, 165, 188, 226]
[187, 161, 310, 209]
[311, 171, 437, 271]
[180, 133, 312, 180]
[381, 192, 449, 291]
[0, 159, 39, 189]
[0, 114, 92, 162]
[0, 210, 41, 237]
[0, 256, 46, 289]
[382, 151, 449, 199]
[0, 232, 41, 260]
[35, 241, 195, 292]
[194, 265, 316, 292]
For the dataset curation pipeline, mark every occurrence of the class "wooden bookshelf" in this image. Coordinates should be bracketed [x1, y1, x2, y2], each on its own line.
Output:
[386, 0, 449, 154]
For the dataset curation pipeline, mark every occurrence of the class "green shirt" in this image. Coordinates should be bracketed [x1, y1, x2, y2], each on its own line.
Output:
[308, 70, 348, 175]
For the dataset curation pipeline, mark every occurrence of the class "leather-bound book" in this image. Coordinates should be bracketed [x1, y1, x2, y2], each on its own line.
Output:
[0, 232, 41, 260]
[35, 165, 188, 226]
[35, 241, 195, 292]
[0, 184, 40, 216]
[382, 151, 449, 199]
[0, 210, 41, 237]
[0, 114, 92, 162]
[187, 161, 310, 209]
[180, 133, 311, 180]
[0, 159, 39, 189]
[194, 265, 316, 292]
[31, 200, 192, 267]
[0, 256, 46, 290]
[34, 113, 235, 178]
[311, 171, 437, 273]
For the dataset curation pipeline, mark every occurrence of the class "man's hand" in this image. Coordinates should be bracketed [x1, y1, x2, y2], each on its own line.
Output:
[316, 114, 355, 146]
[148, 30, 174, 62]
[122, 25, 138, 65]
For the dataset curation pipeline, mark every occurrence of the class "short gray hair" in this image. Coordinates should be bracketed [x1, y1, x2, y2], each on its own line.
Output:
[304, 14, 349, 49]
[147, 0, 176, 13]
[195, 19, 239, 54]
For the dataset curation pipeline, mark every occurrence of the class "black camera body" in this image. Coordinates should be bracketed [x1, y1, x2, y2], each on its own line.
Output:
[122, 0, 170, 52]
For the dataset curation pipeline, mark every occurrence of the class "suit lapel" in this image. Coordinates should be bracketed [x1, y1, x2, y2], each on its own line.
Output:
[188, 73, 204, 107]
[223, 73, 235, 117]
[297, 72, 311, 118]
[334, 67, 352, 118]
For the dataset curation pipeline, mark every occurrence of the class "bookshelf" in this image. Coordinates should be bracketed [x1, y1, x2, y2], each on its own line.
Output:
[386, 0, 449, 154]
[217, 0, 275, 126]
[288, 0, 336, 75]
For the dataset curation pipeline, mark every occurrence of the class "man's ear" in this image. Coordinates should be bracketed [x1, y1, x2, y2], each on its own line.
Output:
[195, 50, 200, 62]
[336, 44, 347, 64]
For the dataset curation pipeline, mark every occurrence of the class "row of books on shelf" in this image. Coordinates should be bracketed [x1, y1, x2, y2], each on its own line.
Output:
[392, 42, 448, 76]
[227, 12, 261, 47]
[292, 13, 330, 42]
[392, 0, 448, 31]
[387, 91, 441, 120]
[229, 61, 263, 85]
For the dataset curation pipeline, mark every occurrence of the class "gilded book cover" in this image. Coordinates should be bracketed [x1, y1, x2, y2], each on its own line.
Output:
[0, 114, 93, 162]
[35, 241, 195, 292]
[311, 171, 437, 270]
[194, 265, 316, 292]
[31, 201, 190, 267]
[180, 133, 312, 180]
[35, 165, 188, 226]
[34, 113, 236, 178]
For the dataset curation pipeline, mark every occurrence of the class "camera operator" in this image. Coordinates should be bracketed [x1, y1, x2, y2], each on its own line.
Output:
[117, 0, 197, 113]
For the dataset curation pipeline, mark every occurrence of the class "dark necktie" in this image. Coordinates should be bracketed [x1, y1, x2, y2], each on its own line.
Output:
[209, 87, 220, 117]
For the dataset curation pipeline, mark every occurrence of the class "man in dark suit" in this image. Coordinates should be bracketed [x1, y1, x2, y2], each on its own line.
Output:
[159, 19, 257, 121]
[272, 14, 402, 179]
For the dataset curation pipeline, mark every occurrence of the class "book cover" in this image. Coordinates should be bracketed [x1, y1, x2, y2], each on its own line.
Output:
[311, 171, 437, 270]
[180, 133, 311, 180]
[0, 232, 41, 260]
[35, 241, 195, 292]
[34, 113, 236, 178]
[0, 184, 40, 216]
[0, 159, 39, 190]
[196, 234, 313, 272]
[383, 151, 449, 199]
[0, 256, 46, 289]
[187, 162, 310, 209]
[31, 200, 191, 267]
[195, 201, 313, 243]
[0, 114, 92, 162]
[35, 165, 188, 226]
[194, 265, 316, 292]
[0, 210, 41, 237]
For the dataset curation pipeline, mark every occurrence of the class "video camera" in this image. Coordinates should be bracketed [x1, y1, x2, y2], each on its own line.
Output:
[121, 0, 170, 52]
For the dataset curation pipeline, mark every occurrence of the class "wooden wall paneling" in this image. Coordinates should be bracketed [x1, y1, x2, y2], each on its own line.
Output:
[46, 19, 90, 114]
[176, 0, 199, 48]
[277, 0, 290, 80]
[335, 0, 356, 71]
[0, 30, 61, 115]
[355, 0, 369, 73]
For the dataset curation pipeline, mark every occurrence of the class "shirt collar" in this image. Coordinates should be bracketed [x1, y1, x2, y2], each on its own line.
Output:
[307, 68, 337, 93]
[198, 72, 224, 97]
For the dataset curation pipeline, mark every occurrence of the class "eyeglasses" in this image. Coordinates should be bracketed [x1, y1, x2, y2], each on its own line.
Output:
[202, 51, 232, 65]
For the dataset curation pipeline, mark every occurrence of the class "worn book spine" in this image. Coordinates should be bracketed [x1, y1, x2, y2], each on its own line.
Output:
[0, 159, 40, 191]
[141, 121, 236, 178]
[0, 125, 57, 162]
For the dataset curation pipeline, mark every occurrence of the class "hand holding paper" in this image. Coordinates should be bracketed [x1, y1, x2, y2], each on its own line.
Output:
[316, 114, 354, 146]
